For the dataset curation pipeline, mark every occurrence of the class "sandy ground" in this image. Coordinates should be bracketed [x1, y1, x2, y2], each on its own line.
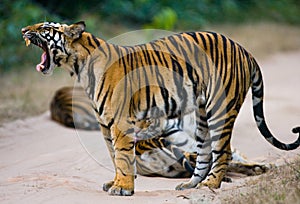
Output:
[0, 51, 299, 204]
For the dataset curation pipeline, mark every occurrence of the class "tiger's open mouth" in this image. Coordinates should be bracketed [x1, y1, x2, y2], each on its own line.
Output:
[23, 35, 50, 74]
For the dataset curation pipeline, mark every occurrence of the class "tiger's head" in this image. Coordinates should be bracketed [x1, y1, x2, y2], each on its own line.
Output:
[130, 107, 168, 140]
[133, 118, 165, 140]
[21, 22, 86, 75]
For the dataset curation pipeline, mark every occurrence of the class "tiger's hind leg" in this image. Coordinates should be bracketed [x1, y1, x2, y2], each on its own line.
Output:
[176, 105, 212, 190]
[195, 110, 238, 189]
[182, 151, 231, 182]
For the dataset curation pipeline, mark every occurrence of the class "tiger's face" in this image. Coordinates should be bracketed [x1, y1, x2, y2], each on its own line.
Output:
[133, 118, 165, 140]
[21, 22, 85, 75]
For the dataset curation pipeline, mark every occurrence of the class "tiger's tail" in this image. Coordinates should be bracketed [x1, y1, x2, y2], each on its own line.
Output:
[250, 57, 300, 150]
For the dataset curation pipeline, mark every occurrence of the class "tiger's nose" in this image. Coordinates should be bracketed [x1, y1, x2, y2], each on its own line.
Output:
[21, 27, 29, 35]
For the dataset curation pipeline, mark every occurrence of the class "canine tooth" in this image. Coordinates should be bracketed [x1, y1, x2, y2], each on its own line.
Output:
[25, 38, 31, 46]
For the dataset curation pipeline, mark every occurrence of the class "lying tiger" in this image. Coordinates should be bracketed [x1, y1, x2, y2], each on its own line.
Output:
[22, 21, 300, 196]
[50, 86, 270, 178]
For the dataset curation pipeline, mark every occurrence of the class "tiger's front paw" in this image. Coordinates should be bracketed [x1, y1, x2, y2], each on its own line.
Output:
[104, 173, 135, 196]
[103, 180, 114, 192]
[108, 185, 134, 196]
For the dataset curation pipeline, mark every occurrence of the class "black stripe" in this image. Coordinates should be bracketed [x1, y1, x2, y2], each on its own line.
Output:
[74, 58, 79, 76]
[183, 35, 193, 53]
[186, 32, 199, 44]
[81, 44, 91, 55]
[169, 35, 181, 51]
[87, 63, 96, 99]
[142, 67, 151, 117]
[155, 65, 170, 114]
[98, 89, 109, 115]
[169, 98, 177, 118]
[97, 39, 108, 58]
[96, 76, 106, 101]
[212, 32, 219, 69]
[87, 36, 96, 49]
[198, 33, 207, 50]
[206, 33, 215, 64]
[222, 36, 229, 85]
[92, 35, 100, 47]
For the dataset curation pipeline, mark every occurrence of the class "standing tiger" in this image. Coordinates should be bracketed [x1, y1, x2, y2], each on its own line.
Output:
[22, 21, 300, 196]
[50, 86, 270, 178]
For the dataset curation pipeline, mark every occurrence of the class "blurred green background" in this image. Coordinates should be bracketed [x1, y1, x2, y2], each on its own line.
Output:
[1, 0, 300, 72]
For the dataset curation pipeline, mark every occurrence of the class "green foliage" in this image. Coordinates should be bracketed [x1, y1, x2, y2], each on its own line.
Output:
[1, 0, 300, 72]
[33, 0, 101, 20]
[144, 7, 177, 30]
[100, 0, 300, 28]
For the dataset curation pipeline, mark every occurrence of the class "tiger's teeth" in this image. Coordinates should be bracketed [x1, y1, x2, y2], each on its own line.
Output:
[25, 38, 31, 46]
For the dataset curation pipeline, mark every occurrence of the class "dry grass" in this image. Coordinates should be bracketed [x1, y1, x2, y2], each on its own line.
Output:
[0, 68, 73, 125]
[221, 157, 300, 204]
[1, 23, 300, 125]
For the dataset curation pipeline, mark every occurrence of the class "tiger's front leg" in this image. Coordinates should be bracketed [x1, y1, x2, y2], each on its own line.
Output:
[99, 125, 116, 192]
[104, 124, 135, 196]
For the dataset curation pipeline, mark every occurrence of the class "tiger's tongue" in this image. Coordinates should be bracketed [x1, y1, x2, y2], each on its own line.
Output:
[36, 52, 47, 72]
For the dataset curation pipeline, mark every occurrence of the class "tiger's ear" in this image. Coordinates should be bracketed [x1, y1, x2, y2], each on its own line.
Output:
[64, 21, 86, 40]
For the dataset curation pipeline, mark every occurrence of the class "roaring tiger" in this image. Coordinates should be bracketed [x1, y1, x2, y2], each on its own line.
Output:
[50, 86, 270, 178]
[22, 21, 300, 196]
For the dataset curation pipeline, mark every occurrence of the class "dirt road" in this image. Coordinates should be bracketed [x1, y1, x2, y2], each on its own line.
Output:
[0, 51, 299, 203]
